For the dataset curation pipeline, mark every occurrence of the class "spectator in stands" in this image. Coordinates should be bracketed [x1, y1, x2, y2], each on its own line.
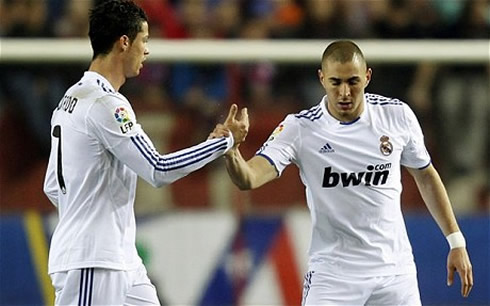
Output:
[0, 0, 52, 37]
[53, 0, 92, 37]
[209, 0, 242, 38]
[407, 0, 489, 213]
[0, 0, 64, 154]
[167, 0, 232, 135]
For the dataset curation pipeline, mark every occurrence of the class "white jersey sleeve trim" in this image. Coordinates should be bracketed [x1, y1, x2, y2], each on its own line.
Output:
[255, 114, 301, 176]
[400, 103, 431, 169]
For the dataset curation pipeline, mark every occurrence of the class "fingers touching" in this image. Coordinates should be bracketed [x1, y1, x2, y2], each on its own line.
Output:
[208, 124, 230, 139]
[209, 104, 249, 146]
[223, 104, 249, 146]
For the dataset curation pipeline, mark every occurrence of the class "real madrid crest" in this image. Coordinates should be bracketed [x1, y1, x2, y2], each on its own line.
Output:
[379, 135, 393, 156]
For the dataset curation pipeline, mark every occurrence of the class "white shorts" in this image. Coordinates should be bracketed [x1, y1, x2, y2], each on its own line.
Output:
[302, 270, 421, 306]
[50, 264, 160, 306]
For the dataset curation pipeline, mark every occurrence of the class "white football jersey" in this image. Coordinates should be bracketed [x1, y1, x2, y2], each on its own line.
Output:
[44, 71, 233, 274]
[258, 94, 431, 277]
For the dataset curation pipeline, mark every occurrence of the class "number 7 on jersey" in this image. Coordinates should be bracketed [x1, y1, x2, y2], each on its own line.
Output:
[53, 125, 67, 194]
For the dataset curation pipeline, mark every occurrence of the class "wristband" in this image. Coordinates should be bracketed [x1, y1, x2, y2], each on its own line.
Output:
[446, 231, 466, 249]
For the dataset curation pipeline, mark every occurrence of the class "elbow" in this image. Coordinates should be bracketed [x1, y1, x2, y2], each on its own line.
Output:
[152, 178, 173, 188]
[152, 181, 165, 188]
[150, 173, 181, 188]
[233, 176, 254, 191]
[237, 182, 252, 191]
[44, 190, 58, 207]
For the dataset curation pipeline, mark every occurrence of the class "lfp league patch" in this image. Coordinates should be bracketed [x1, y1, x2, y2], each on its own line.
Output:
[257, 123, 285, 154]
[114, 106, 134, 134]
[266, 124, 285, 143]
[114, 107, 131, 124]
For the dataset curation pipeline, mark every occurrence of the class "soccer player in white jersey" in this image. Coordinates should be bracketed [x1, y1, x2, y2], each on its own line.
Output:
[222, 40, 473, 305]
[43, 1, 248, 305]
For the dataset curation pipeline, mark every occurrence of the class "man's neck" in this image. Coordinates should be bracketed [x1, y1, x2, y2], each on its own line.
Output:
[88, 54, 125, 92]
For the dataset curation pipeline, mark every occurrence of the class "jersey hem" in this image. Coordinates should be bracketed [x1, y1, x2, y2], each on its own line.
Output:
[48, 260, 141, 274]
[307, 263, 417, 278]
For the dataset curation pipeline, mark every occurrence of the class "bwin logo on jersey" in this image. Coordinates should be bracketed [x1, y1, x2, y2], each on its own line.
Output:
[319, 143, 335, 153]
[322, 163, 391, 188]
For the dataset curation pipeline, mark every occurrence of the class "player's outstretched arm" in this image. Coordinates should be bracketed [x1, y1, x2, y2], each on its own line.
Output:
[217, 104, 278, 190]
[407, 164, 473, 297]
[224, 150, 278, 191]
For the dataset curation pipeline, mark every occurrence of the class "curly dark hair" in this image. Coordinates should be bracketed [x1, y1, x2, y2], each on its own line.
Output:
[89, 0, 148, 59]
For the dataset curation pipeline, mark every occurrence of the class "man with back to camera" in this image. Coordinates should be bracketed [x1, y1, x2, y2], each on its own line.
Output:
[220, 40, 473, 305]
[43, 0, 248, 304]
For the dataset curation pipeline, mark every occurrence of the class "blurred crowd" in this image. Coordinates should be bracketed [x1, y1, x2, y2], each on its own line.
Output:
[0, 0, 488, 215]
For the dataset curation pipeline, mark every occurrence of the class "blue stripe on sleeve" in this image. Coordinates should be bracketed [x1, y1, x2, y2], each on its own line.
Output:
[131, 136, 228, 171]
[295, 106, 323, 121]
[137, 135, 226, 164]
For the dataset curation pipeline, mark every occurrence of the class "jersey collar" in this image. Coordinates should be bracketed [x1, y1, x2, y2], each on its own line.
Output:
[320, 95, 368, 126]
[83, 71, 117, 93]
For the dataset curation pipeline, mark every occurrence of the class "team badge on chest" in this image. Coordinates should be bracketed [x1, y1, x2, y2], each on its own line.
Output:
[379, 135, 393, 156]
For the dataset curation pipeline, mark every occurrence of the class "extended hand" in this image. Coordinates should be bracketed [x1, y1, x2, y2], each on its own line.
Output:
[447, 247, 473, 297]
[223, 104, 249, 147]
[208, 123, 230, 139]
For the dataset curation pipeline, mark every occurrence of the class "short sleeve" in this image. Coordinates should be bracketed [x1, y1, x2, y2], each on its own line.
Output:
[400, 103, 431, 169]
[256, 115, 300, 175]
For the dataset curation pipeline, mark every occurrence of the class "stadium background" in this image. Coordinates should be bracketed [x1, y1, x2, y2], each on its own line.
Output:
[0, 0, 488, 305]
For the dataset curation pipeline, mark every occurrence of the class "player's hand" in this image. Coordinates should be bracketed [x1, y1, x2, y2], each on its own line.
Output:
[447, 247, 473, 297]
[208, 124, 230, 139]
[223, 104, 249, 148]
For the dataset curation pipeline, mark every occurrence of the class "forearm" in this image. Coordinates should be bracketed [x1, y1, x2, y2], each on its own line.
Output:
[411, 166, 460, 236]
[119, 133, 232, 187]
[224, 148, 255, 190]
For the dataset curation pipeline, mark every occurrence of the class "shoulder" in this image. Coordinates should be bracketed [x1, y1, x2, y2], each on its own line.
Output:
[365, 93, 420, 130]
[293, 104, 323, 122]
[83, 83, 133, 126]
[365, 93, 404, 107]
[365, 93, 410, 117]
[286, 103, 325, 131]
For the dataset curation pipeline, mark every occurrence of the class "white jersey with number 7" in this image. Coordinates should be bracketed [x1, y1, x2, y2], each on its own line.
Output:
[44, 71, 233, 274]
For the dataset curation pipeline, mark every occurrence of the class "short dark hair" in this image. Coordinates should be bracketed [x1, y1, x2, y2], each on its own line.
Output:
[321, 40, 366, 69]
[89, 0, 148, 59]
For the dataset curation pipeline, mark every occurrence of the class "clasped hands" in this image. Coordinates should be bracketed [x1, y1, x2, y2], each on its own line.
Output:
[208, 104, 249, 149]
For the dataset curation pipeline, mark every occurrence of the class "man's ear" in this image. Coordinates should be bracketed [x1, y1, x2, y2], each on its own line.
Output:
[365, 67, 372, 88]
[119, 35, 130, 51]
[318, 68, 325, 87]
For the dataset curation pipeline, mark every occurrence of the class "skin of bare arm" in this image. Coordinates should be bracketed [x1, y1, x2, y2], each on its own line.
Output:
[407, 164, 473, 297]
[224, 150, 278, 190]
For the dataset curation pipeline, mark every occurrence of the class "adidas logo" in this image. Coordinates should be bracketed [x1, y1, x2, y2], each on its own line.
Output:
[319, 142, 335, 153]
